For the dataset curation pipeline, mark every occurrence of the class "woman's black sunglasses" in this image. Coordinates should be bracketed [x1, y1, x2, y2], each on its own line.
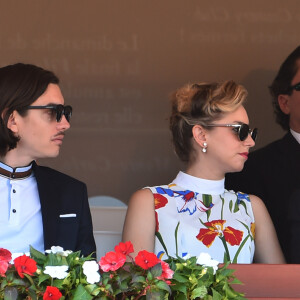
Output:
[206, 123, 258, 141]
[26, 104, 72, 123]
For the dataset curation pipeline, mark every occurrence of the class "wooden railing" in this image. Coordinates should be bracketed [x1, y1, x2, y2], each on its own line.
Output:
[229, 264, 300, 299]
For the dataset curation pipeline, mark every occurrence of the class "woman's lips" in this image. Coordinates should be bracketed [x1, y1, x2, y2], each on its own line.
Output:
[239, 152, 249, 159]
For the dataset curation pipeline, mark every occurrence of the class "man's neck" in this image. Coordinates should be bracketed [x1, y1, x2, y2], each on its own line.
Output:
[1, 150, 33, 168]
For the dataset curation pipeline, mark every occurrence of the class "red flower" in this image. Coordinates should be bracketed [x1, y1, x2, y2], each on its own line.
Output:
[99, 251, 126, 272]
[154, 194, 168, 209]
[223, 226, 244, 246]
[183, 191, 195, 201]
[14, 255, 37, 278]
[155, 211, 159, 232]
[135, 250, 159, 270]
[0, 248, 12, 277]
[157, 261, 174, 280]
[114, 241, 134, 256]
[196, 220, 243, 247]
[43, 286, 62, 300]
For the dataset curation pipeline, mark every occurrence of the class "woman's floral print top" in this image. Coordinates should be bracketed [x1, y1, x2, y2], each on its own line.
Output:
[148, 171, 255, 263]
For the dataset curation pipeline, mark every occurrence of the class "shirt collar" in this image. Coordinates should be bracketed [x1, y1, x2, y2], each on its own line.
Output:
[0, 161, 33, 179]
[290, 129, 300, 144]
[172, 171, 225, 195]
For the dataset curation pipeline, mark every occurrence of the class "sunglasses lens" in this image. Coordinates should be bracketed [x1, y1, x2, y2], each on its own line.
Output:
[295, 84, 300, 91]
[64, 106, 72, 122]
[251, 128, 258, 141]
[55, 105, 64, 122]
[238, 124, 250, 141]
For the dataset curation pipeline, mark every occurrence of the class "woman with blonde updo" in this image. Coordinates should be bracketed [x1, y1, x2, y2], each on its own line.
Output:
[123, 80, 284, 263]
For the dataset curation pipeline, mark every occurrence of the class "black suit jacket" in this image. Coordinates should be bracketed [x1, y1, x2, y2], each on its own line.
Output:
[226, 132, 300, 263]
[33, 162, 96, 257]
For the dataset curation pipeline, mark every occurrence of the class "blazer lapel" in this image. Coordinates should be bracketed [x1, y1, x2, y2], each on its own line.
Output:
[33, 162, 60, 250]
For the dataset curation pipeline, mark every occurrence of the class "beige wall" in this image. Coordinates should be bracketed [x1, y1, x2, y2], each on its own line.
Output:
[0, 0, 298, 202]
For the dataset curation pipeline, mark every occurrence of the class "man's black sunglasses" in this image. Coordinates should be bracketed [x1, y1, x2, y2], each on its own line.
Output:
[206, 123, 258, 142]
[288, 82, 300, 92]
[26, 105, 72, 123]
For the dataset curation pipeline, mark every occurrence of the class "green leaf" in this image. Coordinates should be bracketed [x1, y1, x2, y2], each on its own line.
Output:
[146, 290, 162, 300]
[191, 286, 207, 299]
[173, 272, 188, 283]
[211, 288, 222, 300]
[73, 284, 93, 300]
[150, 263, 162, 278]
[4, 287, 18, 300]
[131, 275, 146, 283]
[155, 280, 171, 293]
[30, 245, 47, 264]
[170, 283, 187, 294]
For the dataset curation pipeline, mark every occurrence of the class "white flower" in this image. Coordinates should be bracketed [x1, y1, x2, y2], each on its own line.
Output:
[83, 261, 101, 284]
[45, 246, 72, 257]
[44, 265, 69, 279]
[196, 253, 219, 274]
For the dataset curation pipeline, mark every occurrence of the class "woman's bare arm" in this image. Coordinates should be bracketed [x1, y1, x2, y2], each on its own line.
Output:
[122, 189, 156, 257]
[250, 194, 285, 263]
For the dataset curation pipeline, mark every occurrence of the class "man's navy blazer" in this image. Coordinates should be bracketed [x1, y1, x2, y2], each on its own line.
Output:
[226, 132, 300, 263]
[33, 162, 96, 257]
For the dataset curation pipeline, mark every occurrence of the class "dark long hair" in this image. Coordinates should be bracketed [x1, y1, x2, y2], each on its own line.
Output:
[0, 63, 59, 156]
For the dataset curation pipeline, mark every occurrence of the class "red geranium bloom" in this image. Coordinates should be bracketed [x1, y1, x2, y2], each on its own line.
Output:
[157, 261, 174, 280]
[0, 248, 12, 262]
[196, 220, 243, 247]
[154, 194, 168, 209]
[43, 286, 62, 300]
[99, 251, 126, 272]
[135, 250, 159, 270]
[0, 248, 12, 277]
[114, 241, 134, 256]
[14, 255, 37, 278]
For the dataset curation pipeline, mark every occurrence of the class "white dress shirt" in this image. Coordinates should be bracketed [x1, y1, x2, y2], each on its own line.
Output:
[0, 162, 44, 253]
[290, 128, 300, 144]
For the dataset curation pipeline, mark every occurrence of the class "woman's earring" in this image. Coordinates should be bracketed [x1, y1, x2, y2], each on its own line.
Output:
[202, 142, 207, 153]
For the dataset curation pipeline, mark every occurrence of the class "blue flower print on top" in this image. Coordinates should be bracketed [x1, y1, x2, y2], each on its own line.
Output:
[156, 186, 214, 216]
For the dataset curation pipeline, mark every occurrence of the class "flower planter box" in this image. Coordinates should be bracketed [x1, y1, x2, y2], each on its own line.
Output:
[229, 264, 300, 299]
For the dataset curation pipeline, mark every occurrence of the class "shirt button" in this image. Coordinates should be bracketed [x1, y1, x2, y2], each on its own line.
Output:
[12, 209, 16, 213]
[13, 189, 16, 193]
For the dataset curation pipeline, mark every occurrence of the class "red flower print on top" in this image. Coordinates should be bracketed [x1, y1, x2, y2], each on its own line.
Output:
[114, 241, 134, 256]
[154, 194, 168, 209]
[183, 191, 195, 201]
[0, 248, 12, 277]
[43, 286, 62, 300]
[99, 251, 126, 272]
[135, 250, 160, 270]
[196, 220, 243, 247]
[154, 194, 168, 232]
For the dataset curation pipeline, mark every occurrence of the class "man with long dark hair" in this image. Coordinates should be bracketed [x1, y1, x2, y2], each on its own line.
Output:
[226, 46, 300, 263]
[0, 63, 96, 256]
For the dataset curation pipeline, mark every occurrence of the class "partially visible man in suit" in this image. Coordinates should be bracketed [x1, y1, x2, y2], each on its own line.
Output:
[226, 46, 300, 263]
[0, 63, 96, 256]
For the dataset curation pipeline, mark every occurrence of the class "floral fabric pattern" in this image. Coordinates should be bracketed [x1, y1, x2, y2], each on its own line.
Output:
[149, 173, 255, 264]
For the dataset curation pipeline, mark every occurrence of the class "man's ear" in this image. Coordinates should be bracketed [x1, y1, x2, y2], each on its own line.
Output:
[6, 111, 19, 134]
[278, 94, 291, 115]
[192, 125, 207, 147]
